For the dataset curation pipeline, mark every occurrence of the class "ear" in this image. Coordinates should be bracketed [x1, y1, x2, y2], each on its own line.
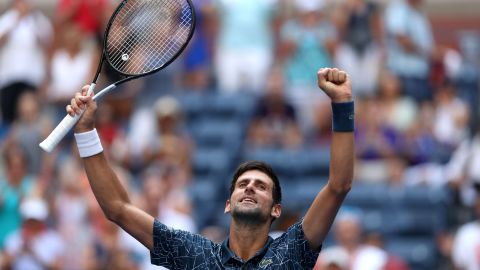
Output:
[271, 204, 281, 219]
[224, 199, 231, 214]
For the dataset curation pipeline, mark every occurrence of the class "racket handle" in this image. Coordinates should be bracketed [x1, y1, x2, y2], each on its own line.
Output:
[39, 84, 97, 152]
[39, 113, 83, 152]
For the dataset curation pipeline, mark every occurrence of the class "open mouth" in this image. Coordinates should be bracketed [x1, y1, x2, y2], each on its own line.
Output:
[241, 197, 257, 203]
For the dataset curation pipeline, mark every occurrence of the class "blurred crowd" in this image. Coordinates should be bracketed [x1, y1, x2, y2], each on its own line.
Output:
[0, 0, 479, 269]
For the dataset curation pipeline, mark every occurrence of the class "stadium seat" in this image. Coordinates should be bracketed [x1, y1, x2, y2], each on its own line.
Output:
[386, 237, 438, 270]
[192, 148, 232, 181]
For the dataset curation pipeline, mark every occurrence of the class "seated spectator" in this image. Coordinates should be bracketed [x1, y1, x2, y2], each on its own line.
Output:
[126, 96, 192, 179]
[306, 99, 332, 147]
[1, 198, 65, 270]
[445, 120, 480, 208]
[432, 81, 469, 151]
[247, 67, 303, 149]
[142, 97, 193, 184]
[314, 209, 394, 270]
[377, 72, 418, 134]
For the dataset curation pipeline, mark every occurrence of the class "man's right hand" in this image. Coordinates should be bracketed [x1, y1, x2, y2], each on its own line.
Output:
[67, 85, 97, 133]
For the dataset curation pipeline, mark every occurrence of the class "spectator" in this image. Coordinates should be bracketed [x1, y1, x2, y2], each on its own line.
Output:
[314, 209, 390, 270]
[47, 23, 99, 122]
[1, 197, 65, 270]
[212, 0, 277, 93]
[0, 0, 53, 123]
[5, 91, 51, 175]
[377, 72, 418, 134]
[355, 98, 404, 182]
[279, 0, 336, 129]
[0, 142, 38, 249]
[334, 0, 382, 97]
[315, 246, 349, 270]
[54, 158, 96, 270]
[432, 81, 469, 151]
[140, 96, 193, 185]
[306, 99, 332, 147]
[247, 66, 303, 149]
[182, 0, 216, 91]
[445, 120, 480, 208]
[384, 0, 434, 102]
[451, 193, 480, 270]
[55, 0, 110, 40]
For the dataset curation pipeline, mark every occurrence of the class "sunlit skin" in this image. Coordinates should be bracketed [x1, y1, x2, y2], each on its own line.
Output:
[225, 170, 281, 225]
[224, 170, 281, 260]
[65, 67, 354, 266]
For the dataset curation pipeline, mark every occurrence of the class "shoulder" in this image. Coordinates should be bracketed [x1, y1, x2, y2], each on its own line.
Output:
[152, 219, 218, 249]
[270, 220, 313, 249]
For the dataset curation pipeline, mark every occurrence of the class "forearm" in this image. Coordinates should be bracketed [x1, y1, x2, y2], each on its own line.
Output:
[328, 131, 354, 194]
[82, 153, 131, 222]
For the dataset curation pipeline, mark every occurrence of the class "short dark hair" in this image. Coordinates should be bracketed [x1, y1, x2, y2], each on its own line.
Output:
[229, 160, 282, 205]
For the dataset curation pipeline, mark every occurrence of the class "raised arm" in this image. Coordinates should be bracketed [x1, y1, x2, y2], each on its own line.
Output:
[68, 86, 155, 250]
[302, 68, 354, 249]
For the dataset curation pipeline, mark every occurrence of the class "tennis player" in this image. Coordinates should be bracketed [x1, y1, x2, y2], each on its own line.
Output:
[67, 67, 354, 269]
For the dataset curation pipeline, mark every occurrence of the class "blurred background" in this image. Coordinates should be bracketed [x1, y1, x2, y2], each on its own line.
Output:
[0, 0, 479, 269]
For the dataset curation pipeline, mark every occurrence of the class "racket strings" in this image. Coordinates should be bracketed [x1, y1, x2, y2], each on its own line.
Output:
[106, 0, 193, 75]
[108, 2, 182, 72]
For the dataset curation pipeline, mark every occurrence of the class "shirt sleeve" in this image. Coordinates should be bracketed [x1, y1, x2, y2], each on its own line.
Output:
[150, 219, 215, 269]
[281, 221, 321, 269]
[385, 2, 408, 36]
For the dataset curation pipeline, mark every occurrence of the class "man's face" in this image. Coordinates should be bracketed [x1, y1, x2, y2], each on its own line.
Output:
[225, 170, 281, 224]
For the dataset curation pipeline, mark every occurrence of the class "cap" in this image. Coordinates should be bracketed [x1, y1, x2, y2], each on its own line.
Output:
[319, 246, 350, 269]
[20, 197, 49, 221]
[154, 96, 180, 118]
[295, 0, 326, 13]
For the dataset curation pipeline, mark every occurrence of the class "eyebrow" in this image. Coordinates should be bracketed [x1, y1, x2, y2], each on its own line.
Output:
[237, 178, 269, 186]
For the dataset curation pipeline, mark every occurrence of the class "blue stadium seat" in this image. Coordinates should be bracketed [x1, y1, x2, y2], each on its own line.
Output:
[192, 148, 232, 180]
[175, 92, 208, 122]
[242, 148, 298, 179]
[205, 92, 256, 122]
[189, 119, 244, 151]
[382, 207, 444, 237]
[386, 237, 437, 270]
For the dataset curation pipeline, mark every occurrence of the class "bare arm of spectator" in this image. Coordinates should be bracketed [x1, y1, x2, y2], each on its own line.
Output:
[67, 86, 155, 250]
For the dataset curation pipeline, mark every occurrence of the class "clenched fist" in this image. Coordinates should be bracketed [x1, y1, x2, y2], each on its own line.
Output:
[317, 68, 352, 103]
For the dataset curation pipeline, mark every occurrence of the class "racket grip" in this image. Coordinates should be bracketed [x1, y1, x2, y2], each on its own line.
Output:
[39, 84, 97, 152]
[39, 113, 82, 152]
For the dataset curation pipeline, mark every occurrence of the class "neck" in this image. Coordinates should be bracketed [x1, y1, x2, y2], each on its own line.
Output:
[228, 220, 270, 261]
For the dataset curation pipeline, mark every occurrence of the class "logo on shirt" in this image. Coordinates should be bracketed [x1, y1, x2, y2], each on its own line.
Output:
[259, 258, 273, 268]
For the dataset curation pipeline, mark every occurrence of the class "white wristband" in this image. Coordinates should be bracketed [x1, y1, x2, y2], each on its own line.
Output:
[74, 129, 103, 158]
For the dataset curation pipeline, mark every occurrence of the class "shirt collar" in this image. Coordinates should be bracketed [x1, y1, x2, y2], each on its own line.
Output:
[221, 236, 274, 265]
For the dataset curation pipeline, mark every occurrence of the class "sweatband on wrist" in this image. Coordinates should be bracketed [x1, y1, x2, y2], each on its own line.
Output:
[332, 101, 355, 132]
[74, 128, 103, 158]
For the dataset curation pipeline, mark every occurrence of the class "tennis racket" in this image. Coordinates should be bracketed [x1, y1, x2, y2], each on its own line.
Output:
[39, 0, 196, 152]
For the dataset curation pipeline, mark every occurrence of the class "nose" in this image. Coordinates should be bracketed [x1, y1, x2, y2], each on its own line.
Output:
[244, 182, 255, 194]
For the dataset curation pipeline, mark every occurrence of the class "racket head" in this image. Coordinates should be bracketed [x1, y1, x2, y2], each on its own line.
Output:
[103, 0, 196, 77]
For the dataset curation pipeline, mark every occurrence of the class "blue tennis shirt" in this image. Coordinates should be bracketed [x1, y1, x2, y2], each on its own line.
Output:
[150, 219, 320, 269]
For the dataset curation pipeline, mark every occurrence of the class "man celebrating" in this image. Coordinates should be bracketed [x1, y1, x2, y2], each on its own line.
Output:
[66, 68, 354, 269]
